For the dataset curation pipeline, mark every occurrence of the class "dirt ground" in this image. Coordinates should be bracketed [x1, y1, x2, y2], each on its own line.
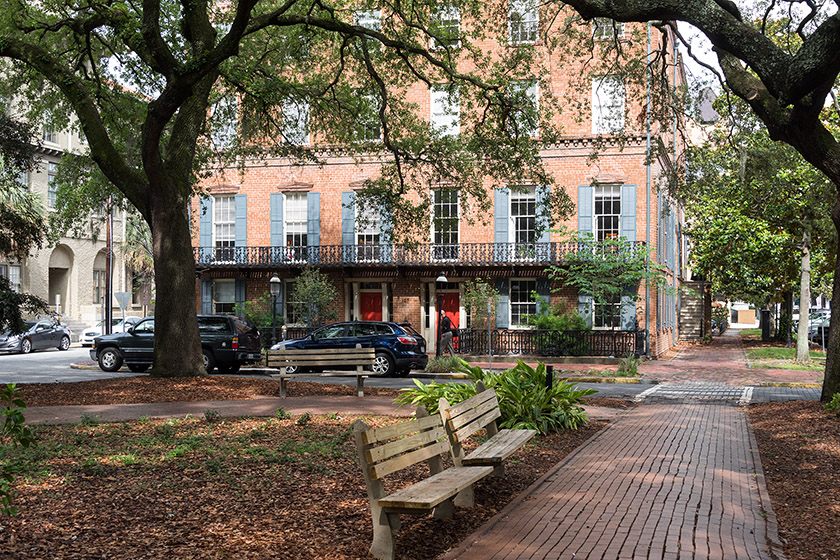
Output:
[2, 378, 836, 560]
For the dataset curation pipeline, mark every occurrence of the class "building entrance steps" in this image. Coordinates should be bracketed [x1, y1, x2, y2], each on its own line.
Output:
[444, 404, 786, 560]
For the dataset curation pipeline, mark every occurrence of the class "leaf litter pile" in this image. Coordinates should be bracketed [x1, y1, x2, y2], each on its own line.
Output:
[1, 377, 613, 559]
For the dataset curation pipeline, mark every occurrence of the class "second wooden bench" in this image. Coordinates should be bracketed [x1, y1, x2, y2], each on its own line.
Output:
[265, 345, 375, 397]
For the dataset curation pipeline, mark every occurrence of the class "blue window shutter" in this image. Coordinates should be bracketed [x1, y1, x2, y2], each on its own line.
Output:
[535, 277, 551, 312]
[270, 193, 283, 247]
[621, 293, 636, 331]
[380, 202, 392, 263]
[577, 293, 593, 327]
[341, 191, 355, 245]
[235, 194, 247, 248]
[536, 185, 551, 243]
[199, 197, 213, 250]
[577, 185, 593, 234]
[235, 278, 246, 313]
[494, 188, 509, 262]
[201, 280, 213, 315]
[620, 184, 636, 242]
[307, 192, 320, 263]
[495, 279, 509, 328]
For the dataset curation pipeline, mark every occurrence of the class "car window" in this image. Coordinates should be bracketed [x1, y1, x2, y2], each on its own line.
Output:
[198, 317, 231, 333]
[351, 323, 378, 337]
[134, 319, 155, 333]
[232, 317, 256, 334]
[315, 325, 346, 339]
[36, 322, 51, 331]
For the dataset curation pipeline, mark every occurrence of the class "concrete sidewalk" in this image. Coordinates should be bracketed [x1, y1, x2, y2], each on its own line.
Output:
[445, 403, 786, 560]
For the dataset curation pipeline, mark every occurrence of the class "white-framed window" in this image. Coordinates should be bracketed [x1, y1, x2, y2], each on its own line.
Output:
[511, 185, 536, 260]
[593, 293, 622, 329]
[213, 279, 236, 314]
[430, 85, 459, 136]
[593, 18, 625, 40]
[509, 0, 538, 44]
[43, 125, 57, 144]
[93, 269, 104, 304]
[431, 5, 460, 49]
[354, 9, 382, 31]
[8, 265, 20, 293]
[354, 92, 381, 142]
[285, 192, 308, 262]
[510, 279, 536, 327]
[594, 184, 621, 241]
[211, 96, 238, 149]
[283, 99, 310, 145]
[509, 80, 539, 137]
[213, 195, 235, 261]
[16, 170, 28, 189]
[433, 189, 459, 261]
[356, 201, 380, 262]
[47, 162, 59, 209]
[592, 75, 625, 133]
[284, 279, 303, 325]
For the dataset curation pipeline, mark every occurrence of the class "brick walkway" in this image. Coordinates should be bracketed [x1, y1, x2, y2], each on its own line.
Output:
[445, 404, 786, 560]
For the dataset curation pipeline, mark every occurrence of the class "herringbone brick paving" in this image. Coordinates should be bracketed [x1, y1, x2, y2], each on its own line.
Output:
[444, 404, 785, 560]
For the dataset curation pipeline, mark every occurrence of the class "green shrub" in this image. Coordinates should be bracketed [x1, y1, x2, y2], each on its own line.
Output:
[2, 384, 35, 516]
[824, 393, 840, 417]
[395, 360, 596, 434]
[616, 354, 640, 377]
[526, 297, 589, 331]
[296, 412, 312, 426]
[275, 407, 291, 420]
[204, 409, 221, 423]
[423, 356, 463, 373]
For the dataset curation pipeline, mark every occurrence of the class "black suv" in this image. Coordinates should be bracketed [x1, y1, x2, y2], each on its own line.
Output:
[270, 321, 428, 376]
[91, 315, 262, 374]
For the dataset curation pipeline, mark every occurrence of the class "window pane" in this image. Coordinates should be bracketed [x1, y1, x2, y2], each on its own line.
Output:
[509, 0, 538, 44]
[510, 279, 536, 327]
[430, 85, 459, 136]
[594, 185, 621, 241]
[433, 189, 459, 260]
[432, 5, 460, 48]
[283, 100, 310, 145]
[213, 280, 235, 314]
[592, 76, 625, 133]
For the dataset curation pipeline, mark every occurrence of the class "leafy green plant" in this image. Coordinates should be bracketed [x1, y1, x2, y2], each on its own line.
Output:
[396, 360, 596, 434]
[616, 354, 640, 377]
[462, 278, 499, 329]
[275, 407, 291, 420]
[824, 393, 840, 417]
[204, 409, 221, 423]
[296, 412, 312, 426]
[288, 267, 339, 327]
[526, 295, 589, 331]
[2, 384, 35, 515]
[423, 355, 463, 373]
[79, 413, 101, 425]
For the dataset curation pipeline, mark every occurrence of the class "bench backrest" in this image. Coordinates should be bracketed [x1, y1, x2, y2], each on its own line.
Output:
[438, 382, 500, 466]
[266, 345, 375, 369]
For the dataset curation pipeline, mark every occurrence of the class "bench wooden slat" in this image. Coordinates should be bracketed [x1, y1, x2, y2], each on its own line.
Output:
[462, 429, 537, 465]
[451, 408, 502, 443]
[267, 357, 374, 367]
[448, 395, 499, 431]
[378, 466, 493, 510]
[443, 389, 497, 421]
[366, 425, 447, 464]
[370, 440, 450, 480]
[361, 414, 442, 445]
[268, 348, 376, 356]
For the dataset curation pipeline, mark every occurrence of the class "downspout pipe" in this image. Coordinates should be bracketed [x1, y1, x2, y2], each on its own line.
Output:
[645, 22, 652, 358]
[672, 30, 679, 347]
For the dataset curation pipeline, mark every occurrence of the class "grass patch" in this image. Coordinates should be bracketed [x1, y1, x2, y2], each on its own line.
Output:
[746, 346, 826, 370]
[740, 329, 763, 336]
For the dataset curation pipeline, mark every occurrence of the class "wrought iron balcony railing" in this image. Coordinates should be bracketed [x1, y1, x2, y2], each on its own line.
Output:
[194, 241, 647, 268]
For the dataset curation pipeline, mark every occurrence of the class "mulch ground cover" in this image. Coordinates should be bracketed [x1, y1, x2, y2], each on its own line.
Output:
[749, 401, 840, 560]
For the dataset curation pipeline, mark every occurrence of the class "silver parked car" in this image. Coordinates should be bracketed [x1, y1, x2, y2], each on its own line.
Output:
[79, 317, 142, 347]
[0, 320, 72, 354]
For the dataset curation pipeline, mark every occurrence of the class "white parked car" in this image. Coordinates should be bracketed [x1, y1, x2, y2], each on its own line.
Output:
[79, 317, 142, 347]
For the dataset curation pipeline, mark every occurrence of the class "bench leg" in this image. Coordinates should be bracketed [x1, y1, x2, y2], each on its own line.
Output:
[356, 375, 365, 398]
[277, 377, 287, 398]
[370, 509, 400, 560]
[454, 486, 474, 508]
[432, 498, 454, 519]
[492, 464, 505, 477]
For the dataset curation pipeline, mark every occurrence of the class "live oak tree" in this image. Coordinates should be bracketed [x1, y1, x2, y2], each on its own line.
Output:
[0, 0, 572, 377]
[557, 0, 840, 400]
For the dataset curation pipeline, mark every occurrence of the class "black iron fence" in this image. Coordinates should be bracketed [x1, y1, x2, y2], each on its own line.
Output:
[195, 241, 646, 268]
[458, 328, 645, 358]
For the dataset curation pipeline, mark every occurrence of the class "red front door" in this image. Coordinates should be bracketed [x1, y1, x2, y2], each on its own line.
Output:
[440, 293, 460, 351]
[361, 293, 383, 321]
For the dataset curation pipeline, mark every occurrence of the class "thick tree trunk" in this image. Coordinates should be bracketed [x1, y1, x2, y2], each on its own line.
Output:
[822, 203, 840, 401]
[796, 226, 811, 363]
[148, 192, 205, 378]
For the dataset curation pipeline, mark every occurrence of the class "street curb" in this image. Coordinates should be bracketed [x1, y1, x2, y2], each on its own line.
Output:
[558, 376, 645, 384]
[752, 382, 823, 388]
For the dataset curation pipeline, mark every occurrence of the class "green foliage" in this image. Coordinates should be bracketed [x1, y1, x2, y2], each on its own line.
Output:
[2, 384, 35, 516]
[204, 409, 221, 423]
[234, 291, 277, 328]
[423, 355, 463, 373]
[711, 306, 729, 329]
[526, 294, 589, 330]
[824, 394, 840, 417]
[0, 276, 47, 335]
[289, 267, 338, 327]
[295, 412, 312, 427]
[395, 359, 596, 434]
[275, 407, 291, 420]
[462, 278, 499, 329]
[616, 354, 640, 377]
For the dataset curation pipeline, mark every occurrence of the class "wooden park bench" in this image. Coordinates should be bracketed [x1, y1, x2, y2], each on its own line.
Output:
[265, 345, 375, 397]
[438, 381, 537, 479]
[353, 409, 494, 560]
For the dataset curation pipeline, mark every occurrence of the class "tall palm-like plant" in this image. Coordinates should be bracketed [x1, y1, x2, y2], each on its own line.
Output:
[122, 214, 154, 316]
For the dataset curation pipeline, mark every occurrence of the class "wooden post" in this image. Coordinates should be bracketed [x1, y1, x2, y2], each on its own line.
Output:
[353, 419, 399, 560]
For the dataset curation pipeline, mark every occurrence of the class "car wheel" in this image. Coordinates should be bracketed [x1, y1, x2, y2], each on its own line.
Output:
[127, 363, 150, 373]
[20, 338, 31, 354]
[202, 349, 216, 373]
[216, 364, 241, 374]
[98, 348, 123, 372]
[282, 365, 300, 374]
[372, 352, 395, 376]
[59, 335, 71, 351]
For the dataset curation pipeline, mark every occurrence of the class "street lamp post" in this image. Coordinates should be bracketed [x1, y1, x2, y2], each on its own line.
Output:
[269, 274, 281, 347]
[435, 273, 447, 357]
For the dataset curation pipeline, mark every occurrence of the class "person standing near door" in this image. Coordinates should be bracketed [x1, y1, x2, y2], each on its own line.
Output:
[440, 310, 455, 356]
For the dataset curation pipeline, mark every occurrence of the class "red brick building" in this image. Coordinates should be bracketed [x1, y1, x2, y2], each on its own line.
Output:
[191, 15, 687, 358]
